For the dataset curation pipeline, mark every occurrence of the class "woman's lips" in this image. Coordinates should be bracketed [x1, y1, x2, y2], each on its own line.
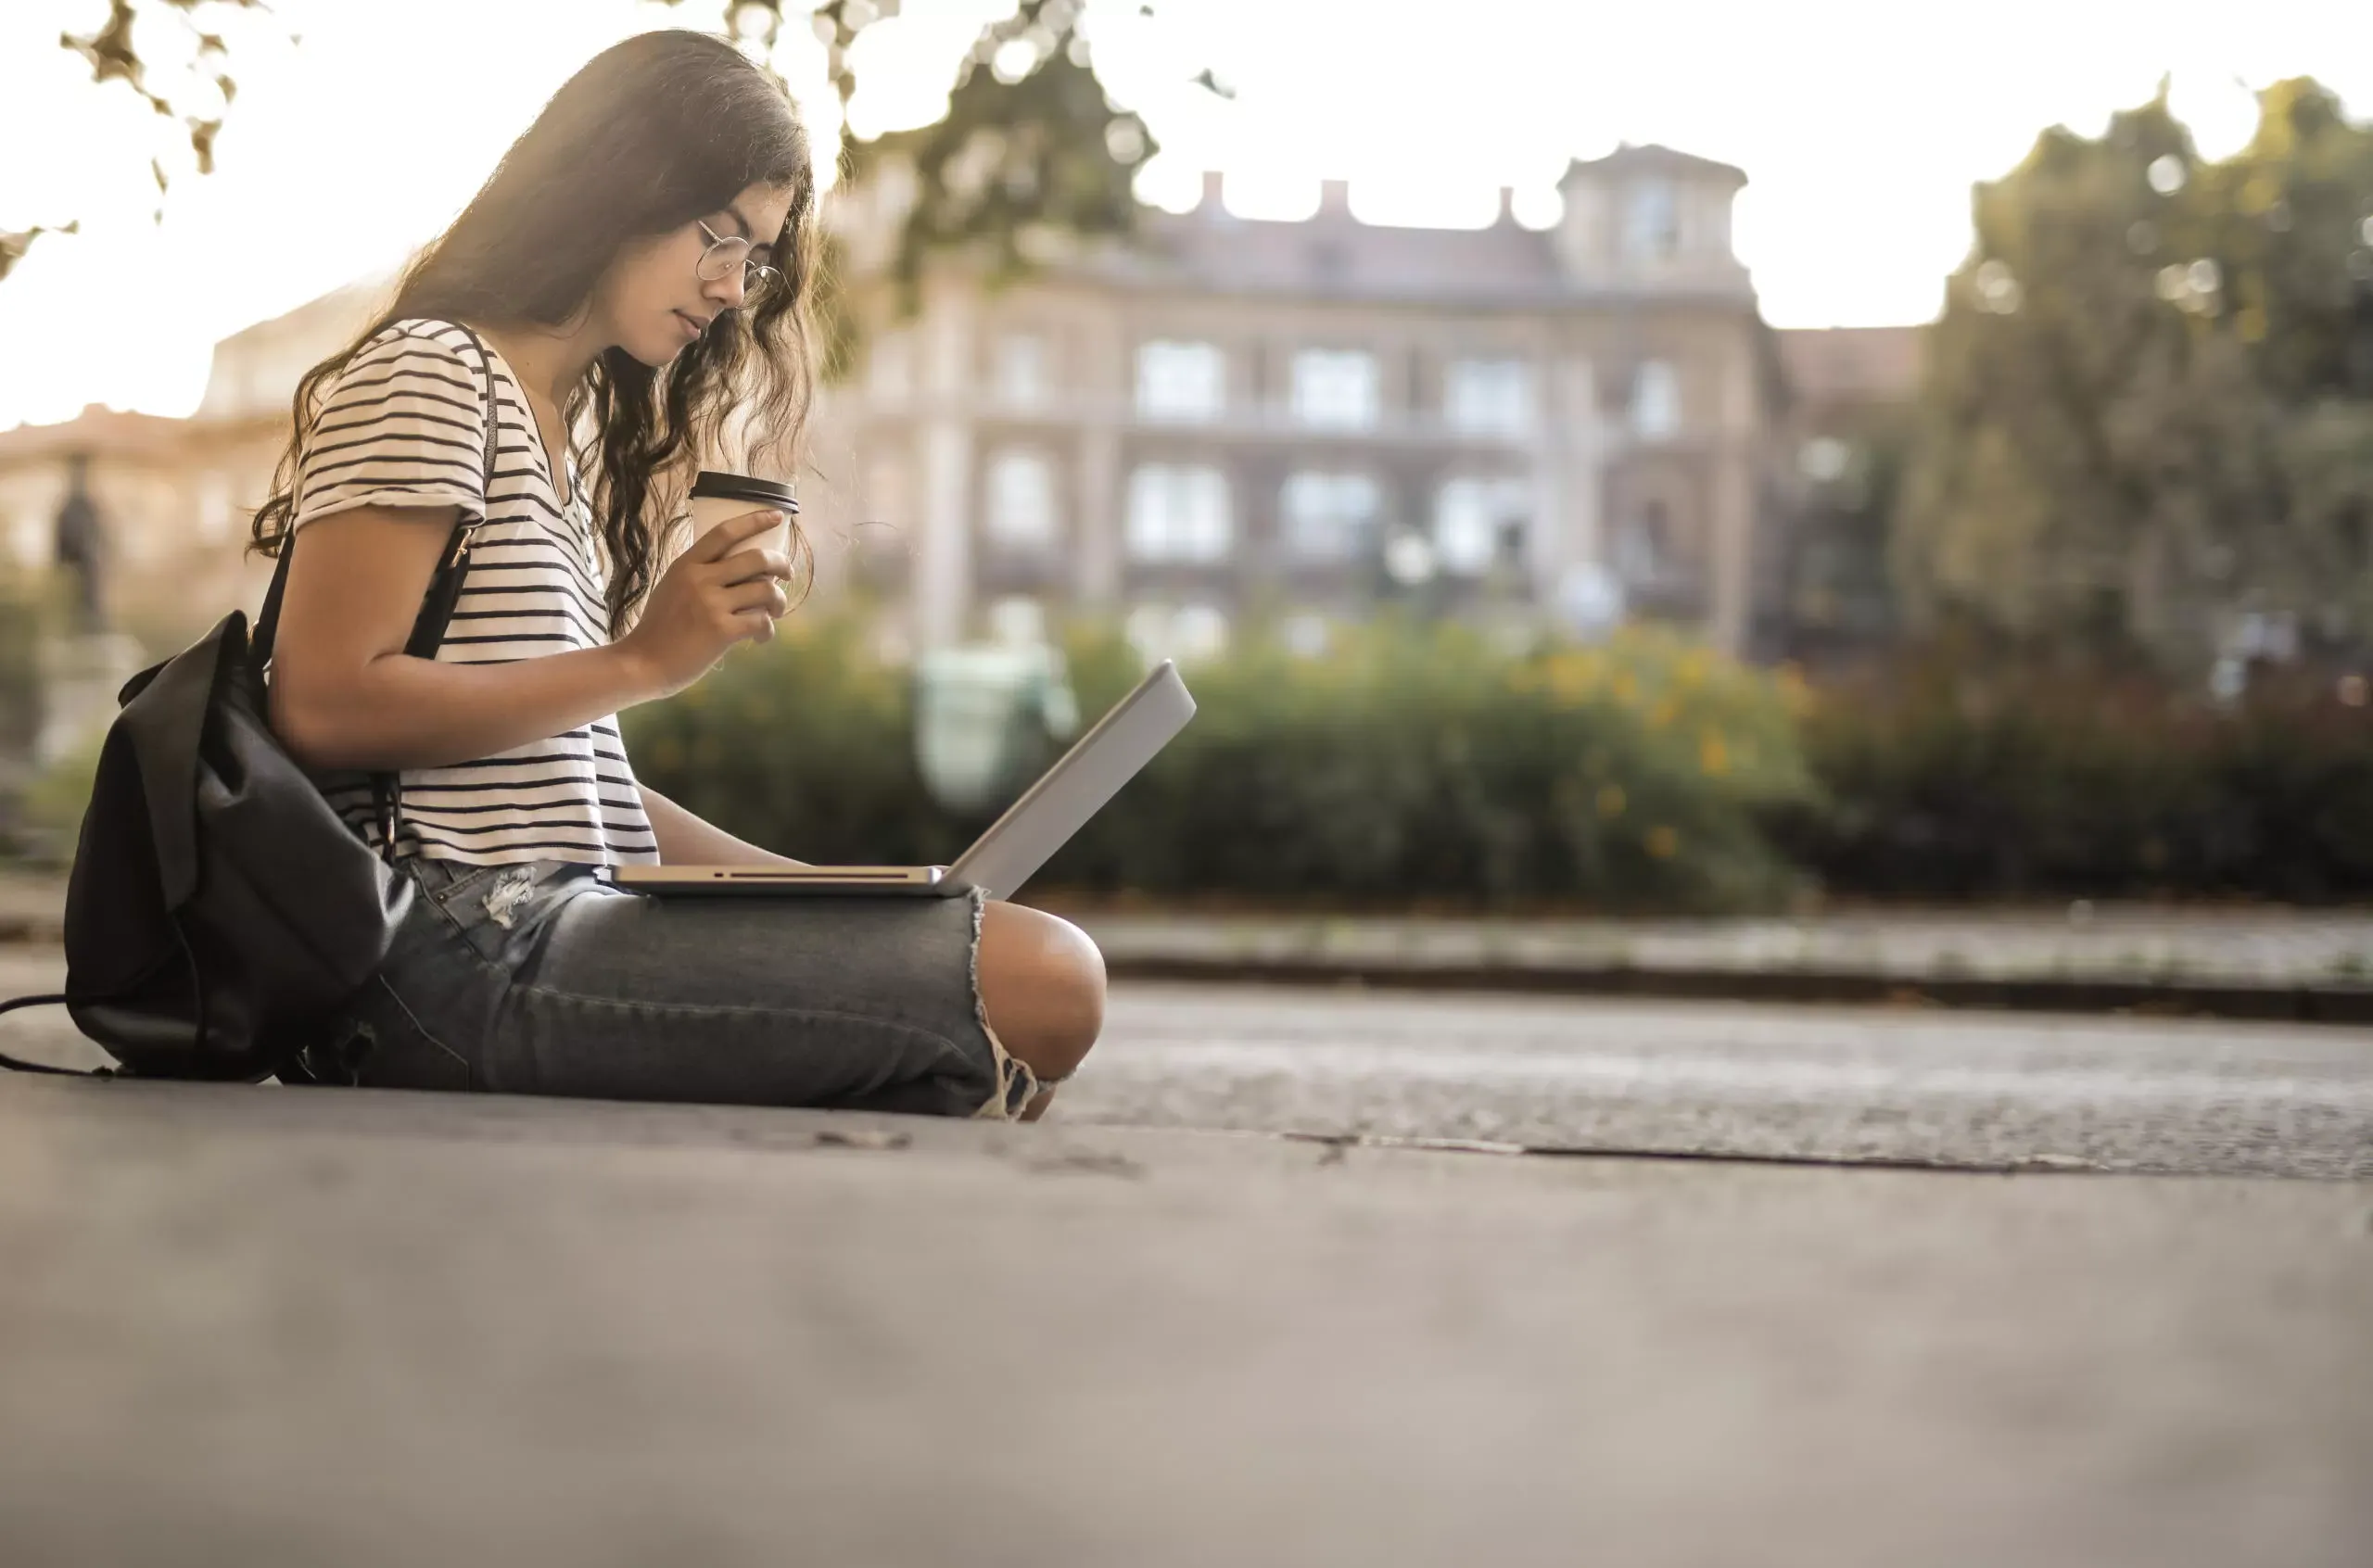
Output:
[675, 310, 704, 341]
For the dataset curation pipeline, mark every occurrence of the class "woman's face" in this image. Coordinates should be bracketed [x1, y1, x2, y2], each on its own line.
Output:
[598, 181, 797, 366]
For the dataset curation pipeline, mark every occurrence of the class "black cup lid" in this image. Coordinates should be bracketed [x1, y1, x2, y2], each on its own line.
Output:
[689, 470, 798, 512]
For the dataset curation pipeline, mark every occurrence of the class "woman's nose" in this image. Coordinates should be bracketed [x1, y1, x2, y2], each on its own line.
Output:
[708, 269, 747, 311]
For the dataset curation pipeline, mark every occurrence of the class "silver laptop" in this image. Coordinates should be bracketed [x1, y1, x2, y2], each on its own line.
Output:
[599, 658, 1196, 902]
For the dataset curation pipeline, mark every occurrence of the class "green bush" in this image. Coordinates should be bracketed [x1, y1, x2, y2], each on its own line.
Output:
[15, 726, 104, 864]
[1778, 652, 2373, 902]
[624, 613, 1818, 913]
[621, 617, 963, 868]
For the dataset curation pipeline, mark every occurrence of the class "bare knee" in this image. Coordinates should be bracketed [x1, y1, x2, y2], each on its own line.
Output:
[976, 902, 1106, 1084]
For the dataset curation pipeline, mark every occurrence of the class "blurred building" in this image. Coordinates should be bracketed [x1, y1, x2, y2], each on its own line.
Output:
[0, 146, 1834, 669]
[815, 145, 1793, 662]
[0, 279, 388, 652]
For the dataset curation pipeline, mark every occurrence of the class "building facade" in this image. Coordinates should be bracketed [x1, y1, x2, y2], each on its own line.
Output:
[0, 279, 389, 652]
[807, 145, 1790, 661]
[0, 144, 1822, 675]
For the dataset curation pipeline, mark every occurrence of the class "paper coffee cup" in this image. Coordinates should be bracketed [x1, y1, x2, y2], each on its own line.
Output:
[687, 470, 798, 560]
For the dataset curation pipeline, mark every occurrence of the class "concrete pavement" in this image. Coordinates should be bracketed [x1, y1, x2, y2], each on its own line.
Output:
[1059, 984, 2373, 1180]
[3, 1077, 2369, 1567]
[7, 945, 2371, 1178]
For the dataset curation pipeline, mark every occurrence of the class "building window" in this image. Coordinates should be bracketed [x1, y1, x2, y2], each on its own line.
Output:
[984, 449, 1059, 551]
[1290, 348, 1378, 430]
[1622, 179, 1680, 262]
[1613, 500, 1670, 585]
[867, 329, 913, 399]
[863, 454, 911, 526]
[994, 332, 1049, 411]
[1444, 359, 1532, 437]
[1124, 463, 1231, 563]
[1279, 471, 1379, 561]
[1136, 340, 1225, 422]
[852, 454, 914, 588]
[1434, 477, 1531, 575]
[1631, 360, 1681, 439]
[1799, 436, 1852, 483]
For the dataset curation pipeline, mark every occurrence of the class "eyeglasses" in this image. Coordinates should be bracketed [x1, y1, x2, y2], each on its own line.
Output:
[694, 217, 783, 299]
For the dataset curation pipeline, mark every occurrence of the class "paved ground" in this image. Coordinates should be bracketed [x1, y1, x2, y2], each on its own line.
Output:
[3, 1077, 2369, 1567]
[1060, 984, 2373, 1180]
[9, 947, 2370, 1179]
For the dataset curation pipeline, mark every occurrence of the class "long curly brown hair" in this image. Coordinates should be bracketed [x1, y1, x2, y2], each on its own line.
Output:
[246, 29, 822, 638]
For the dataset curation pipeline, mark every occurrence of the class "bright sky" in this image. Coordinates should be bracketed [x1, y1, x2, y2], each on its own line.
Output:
[4, 0, 2370, 431]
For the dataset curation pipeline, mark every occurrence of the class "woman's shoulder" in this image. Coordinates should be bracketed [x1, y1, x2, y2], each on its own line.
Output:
[349, 317, 485, 370]
[311, 319, 494, 423]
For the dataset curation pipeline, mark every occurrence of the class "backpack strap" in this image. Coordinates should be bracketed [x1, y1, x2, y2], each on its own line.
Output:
[0, 992, 118, 1074]
[368, 324, 502, 862]
[251, 324, 496, 675]
[243, 322, 501, 863]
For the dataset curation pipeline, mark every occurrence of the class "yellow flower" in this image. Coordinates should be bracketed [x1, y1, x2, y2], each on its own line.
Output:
[1547, 652, 1599, 708]
[1699, 730, 1729, 775]
[1611, 670, 1639, 705]
[1648, 698, 1677, 729]
[1596, 784, 1626, 818]
[1676, 650, 1709, 689]
[1645, 825, 1680, 859]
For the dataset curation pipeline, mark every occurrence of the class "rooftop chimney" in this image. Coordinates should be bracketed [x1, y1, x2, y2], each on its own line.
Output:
[1317, 178, 1351, 219]
[1495, 184, 1516, 225]
[1199, 170, 1225, 215]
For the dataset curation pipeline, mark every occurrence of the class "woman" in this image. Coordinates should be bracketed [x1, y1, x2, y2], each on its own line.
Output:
[258, 29, 1103, 1119]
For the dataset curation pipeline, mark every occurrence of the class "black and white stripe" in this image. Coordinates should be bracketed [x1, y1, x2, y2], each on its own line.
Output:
[292, 318, 661, 868]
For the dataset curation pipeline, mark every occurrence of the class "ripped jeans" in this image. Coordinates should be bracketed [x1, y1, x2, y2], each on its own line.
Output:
[298, 856, 1040, 1119]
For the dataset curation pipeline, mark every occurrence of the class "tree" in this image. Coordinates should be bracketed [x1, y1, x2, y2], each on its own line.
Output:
[10, 0, 1195, 310]
[3, 0, 266, 283]
[709, 1, 1170, 310]
[1897, 79, 2373, 671]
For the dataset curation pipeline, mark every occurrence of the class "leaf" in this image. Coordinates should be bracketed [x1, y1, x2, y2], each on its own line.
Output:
[1190, 67, 1235, 100]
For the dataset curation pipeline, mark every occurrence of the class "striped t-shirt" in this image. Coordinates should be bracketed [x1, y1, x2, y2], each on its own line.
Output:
[289, 317, 661, 867]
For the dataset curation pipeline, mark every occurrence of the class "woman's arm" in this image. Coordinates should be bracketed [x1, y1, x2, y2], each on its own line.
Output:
[638, 782, 809, 866]
[269, 504, 666, 771]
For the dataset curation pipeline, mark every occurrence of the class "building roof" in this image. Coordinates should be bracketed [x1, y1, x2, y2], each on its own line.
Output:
[209, 273, 395, 356]
[1098, 198, 1570, 307]
[0, 405, 197, 467]
[1560, 143, 1749, 189]
[1774, 325, 1928, 407]
[1083, 183, 1756, 310]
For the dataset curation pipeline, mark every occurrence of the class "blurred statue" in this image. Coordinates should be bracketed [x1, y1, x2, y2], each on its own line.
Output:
[51, 453, 108, 633]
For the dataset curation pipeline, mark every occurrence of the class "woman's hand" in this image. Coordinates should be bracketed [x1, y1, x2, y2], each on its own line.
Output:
[615, 510, 792, 699]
